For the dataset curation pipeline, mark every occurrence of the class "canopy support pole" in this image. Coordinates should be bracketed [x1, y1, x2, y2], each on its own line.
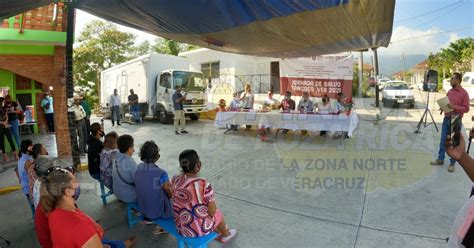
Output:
[358, 51, 363, 98]
[66, 4, 81, 168]
[373, 48, 380, 108]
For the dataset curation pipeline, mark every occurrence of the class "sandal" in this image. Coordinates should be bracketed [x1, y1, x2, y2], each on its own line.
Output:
[217, 229, 237, 243]
[152, 227, 168, 235]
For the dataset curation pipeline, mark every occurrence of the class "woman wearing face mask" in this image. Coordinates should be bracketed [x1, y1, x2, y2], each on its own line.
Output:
[37, 167, 137, 247]
[88, 122, 104, 181]
[4, 95, 21, 149]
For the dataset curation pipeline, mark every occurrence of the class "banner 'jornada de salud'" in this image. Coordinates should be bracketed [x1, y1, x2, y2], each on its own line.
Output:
[280, 54, 353, 98]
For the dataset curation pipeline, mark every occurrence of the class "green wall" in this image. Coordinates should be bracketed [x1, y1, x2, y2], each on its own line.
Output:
[0, 44, 55, 55]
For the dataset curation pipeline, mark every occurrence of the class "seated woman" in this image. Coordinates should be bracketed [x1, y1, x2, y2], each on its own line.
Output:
[38, 166, 136, 247]
[113, 134, 138, 203]
[24, 143, 55, 208]
[171, 149, 237, 243]
[100, 131, 118, 192]
[87, 123, 104, 180]
[135, 141, 172, 224]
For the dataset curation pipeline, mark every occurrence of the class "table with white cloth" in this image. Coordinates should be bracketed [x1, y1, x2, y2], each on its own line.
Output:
[214, 111, 359, 137]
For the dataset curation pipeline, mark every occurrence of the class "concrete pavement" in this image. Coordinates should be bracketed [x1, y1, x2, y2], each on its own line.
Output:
[0, 88, 472, 247]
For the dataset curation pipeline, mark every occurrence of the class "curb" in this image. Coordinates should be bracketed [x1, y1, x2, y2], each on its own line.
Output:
[0, 185, 21, 196]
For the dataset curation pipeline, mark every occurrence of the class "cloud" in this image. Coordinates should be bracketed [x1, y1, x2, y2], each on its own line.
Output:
[378, 25, 460, 56]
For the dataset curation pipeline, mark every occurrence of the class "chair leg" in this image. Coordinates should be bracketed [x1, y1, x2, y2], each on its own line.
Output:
[177, 239, 186, 248]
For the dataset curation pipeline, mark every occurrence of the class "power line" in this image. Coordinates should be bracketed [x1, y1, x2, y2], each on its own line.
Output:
[390, 26, 473, 43]
[412, 2, 466, 29]
[394, 1, 463, 23]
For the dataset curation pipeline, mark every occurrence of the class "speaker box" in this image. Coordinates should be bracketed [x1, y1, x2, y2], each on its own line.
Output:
[423, 70, 438, 92]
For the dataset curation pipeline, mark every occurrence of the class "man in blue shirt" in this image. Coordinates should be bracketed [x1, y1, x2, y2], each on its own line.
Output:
[172, 85, 188, 135]
[15, 139, 34, 217]
[40, 92, 55, 134]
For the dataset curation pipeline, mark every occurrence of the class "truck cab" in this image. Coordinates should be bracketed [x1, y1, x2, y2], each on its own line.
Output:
[155, 69, 207, 123]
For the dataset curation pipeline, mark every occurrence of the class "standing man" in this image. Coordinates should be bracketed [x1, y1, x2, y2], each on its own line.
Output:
[73, 95, 88, 156]
[172, 85, 188, 135]
[40, 91, 55, 134]
[279, 91, 296, 134]
[109, 89, 121, 127]
[80, 92, 91, 140]
[431, 72, 469, 172]
[128, 89, 140, 123]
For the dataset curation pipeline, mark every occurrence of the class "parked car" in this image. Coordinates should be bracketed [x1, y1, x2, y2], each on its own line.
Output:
[377, 77, 391, 89]
[382, 81, 415, 108]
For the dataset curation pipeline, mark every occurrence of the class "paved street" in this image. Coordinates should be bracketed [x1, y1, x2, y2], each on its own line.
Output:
[0, 89, 472, 247]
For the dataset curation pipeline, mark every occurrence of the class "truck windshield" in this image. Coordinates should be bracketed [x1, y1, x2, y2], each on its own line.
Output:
[173, 71, 205, 92]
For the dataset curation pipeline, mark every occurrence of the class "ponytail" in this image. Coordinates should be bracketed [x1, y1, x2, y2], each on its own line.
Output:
[39, 168, 72, 213]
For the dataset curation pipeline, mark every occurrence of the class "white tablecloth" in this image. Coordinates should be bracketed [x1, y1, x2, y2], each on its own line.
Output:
[214, 111, 267, 128]
[215, 111, 359, 137]
[261, 112, 359, 137]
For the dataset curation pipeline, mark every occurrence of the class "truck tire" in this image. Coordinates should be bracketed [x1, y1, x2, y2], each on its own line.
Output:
[189, 113, 200, 121]
[158, 110, 171, 124]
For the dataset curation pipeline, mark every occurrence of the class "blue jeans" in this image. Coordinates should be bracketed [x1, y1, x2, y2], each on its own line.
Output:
[9, 119, 19, 149]
[111, 106, 121, 125]
[437, 116, 457, 165]
[131, 104, 140, 122]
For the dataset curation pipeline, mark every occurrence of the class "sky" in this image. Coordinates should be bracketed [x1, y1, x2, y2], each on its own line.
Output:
[75, 0, 474, 57]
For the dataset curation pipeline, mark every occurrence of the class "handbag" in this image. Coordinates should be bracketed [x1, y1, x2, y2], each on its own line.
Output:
[114, 157, 135, 186]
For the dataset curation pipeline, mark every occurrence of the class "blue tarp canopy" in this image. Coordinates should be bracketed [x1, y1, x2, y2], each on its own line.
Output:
[0, 0, 395, 57]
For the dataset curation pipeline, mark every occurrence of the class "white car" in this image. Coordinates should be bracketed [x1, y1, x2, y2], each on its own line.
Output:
[378, 78, 391, 89]
[382, 81, 415, 108]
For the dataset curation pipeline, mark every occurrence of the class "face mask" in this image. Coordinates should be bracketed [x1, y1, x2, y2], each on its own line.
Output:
[73, 185, 81, 201]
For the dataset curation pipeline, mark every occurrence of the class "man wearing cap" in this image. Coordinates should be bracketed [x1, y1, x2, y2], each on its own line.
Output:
[72, 95, 87, 155]
[40, 91, 55, 134]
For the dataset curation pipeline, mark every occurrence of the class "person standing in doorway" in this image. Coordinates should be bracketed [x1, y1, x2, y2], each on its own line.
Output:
[109, 89, 121, 127]
[40, 91, 55, 134]
[172, 85, 188, 135]
[128, 89, 140, 123]
[431, 72, 469, 172]
[72, 96, 88, 156]
[80, 93, 91, 141]
[4, 95, 21, 149]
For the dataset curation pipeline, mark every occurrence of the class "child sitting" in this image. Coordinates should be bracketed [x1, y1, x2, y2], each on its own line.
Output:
[171, 150, 237, 243]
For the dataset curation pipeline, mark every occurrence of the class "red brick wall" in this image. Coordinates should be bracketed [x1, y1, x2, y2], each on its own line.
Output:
[2, 3, 67, 32]
[0, 46, 71, 158]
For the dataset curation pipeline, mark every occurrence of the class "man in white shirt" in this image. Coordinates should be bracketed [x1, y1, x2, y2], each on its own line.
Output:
[297, 92, 314, 113]
[73, 96, 87, 155]
[263, 90, 279, 110]
[109, 89, 121, 126]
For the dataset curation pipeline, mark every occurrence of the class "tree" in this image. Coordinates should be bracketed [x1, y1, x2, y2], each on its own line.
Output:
[73, 20, 137, 106]
[131, 40, 152, 58]
[428, 38, 473, 77]
[152, 37, 199, 55]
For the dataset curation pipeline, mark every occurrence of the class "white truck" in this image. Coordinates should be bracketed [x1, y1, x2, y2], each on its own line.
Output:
[100, 53, 208, 123]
